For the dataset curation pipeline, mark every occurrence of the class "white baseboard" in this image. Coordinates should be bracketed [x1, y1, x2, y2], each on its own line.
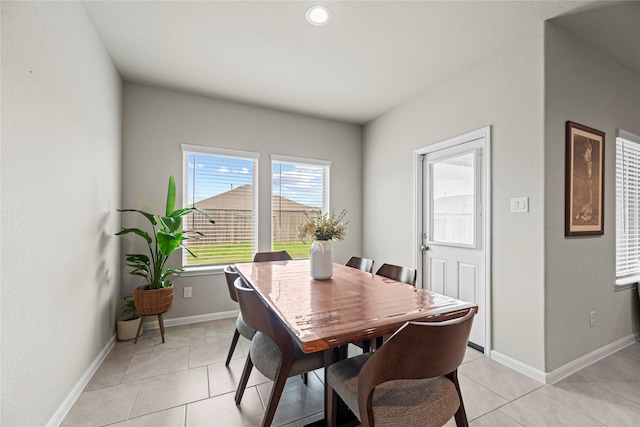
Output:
[142, 310, 238, 329]
[47, 312, 237, 426]
[490, 350, 547, 384]
[545, 333, 639, 384]
[46, 334, 116, 427]
[491, 333, 640, 385]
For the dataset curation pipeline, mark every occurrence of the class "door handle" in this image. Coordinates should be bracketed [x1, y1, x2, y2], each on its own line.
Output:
[421, 245, 429, 251]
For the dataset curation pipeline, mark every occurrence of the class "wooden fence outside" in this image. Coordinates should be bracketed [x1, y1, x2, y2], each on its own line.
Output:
[185, 209, 311, 244]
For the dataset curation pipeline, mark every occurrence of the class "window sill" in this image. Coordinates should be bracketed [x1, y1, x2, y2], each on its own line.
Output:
[181, 265, 226, 276]
[615, 276, 639, 292]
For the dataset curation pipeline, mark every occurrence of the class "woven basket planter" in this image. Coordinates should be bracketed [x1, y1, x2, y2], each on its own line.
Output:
[134, 285, 173, 316]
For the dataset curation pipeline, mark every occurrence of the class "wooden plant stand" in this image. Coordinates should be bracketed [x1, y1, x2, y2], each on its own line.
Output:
[133, 285, 173, 344]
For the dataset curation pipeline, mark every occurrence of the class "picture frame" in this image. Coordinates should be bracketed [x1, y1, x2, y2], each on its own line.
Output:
[565, 121, 605, 237]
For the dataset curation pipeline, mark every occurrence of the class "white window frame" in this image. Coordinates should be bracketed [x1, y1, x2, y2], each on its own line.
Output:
[615, 129, 640, 290]
[181, 144, 259, 268]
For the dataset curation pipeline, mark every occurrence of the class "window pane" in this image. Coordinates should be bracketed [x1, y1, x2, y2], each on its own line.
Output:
[183, 151, 257, 266]
[616, 137, 640, 279]
[272, 160, 329, 259]
[431, 152, 475, 245]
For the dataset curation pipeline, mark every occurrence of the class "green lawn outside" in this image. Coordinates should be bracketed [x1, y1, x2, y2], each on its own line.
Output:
[273, 241, 312, 259]
[186, 241, 311, 266]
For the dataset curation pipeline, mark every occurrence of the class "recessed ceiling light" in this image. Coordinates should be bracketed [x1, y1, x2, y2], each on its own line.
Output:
[306, 5, 331, 26]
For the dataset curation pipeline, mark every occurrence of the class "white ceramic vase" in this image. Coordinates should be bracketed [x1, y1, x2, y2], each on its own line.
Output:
[310, 240, 333, 280]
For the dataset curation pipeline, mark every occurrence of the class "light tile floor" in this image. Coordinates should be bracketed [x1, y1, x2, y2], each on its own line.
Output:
[63, 318, 640, 426]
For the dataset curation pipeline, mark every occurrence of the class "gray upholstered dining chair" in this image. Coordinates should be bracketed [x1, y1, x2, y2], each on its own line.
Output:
[375, 263, 417, 286]
[345, 256, 376, 352]
[372, 263, 418, 349]
[233, 277, 325, 427]
[326, 308, 476, 427]
[253, 250, 292, 262]
[345, 256, 374, 273]
[223, 265, 256, 366]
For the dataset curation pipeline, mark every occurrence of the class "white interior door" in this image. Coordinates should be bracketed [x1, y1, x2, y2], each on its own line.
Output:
[421, 133, 488, 350]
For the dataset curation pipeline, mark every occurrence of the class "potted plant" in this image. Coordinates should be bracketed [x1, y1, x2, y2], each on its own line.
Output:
[116, 295, 141, 341]
[116, 175, 214, 343]
[299, 209, 348, 280]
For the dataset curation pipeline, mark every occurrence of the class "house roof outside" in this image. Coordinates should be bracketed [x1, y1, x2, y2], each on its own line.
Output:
[194, 184, 312, 212]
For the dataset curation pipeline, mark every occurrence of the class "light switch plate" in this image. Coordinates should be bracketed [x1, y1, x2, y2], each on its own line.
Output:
[510, 197, 529, 213]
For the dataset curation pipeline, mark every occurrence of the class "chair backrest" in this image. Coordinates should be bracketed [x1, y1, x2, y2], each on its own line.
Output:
[233, 277, 295, 359]
[253, 251, 293, 262]
[375, 263, 417, 286]
[358, 308, 476, 425]
[345, 256, 374, 273]
[223, 265, 240, 303]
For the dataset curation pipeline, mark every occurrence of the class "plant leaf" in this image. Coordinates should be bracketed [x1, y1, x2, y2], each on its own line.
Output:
[117, 209, 157, 226]
[116, 228, 152, 244]
[192, 207, 215, 224]
[161, 216, 182, 232]
[166, 175, 176, 216]
[157, 230, 183, 256]
[162, 268, 185, 277]
[124, 253, 149, 262]
[169, 207, 193, 218]
[130, 271, 150, 279]
[181, 243, 197, 259]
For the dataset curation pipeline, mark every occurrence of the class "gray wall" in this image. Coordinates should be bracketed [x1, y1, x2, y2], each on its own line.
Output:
[544, 23, 640, 371]
[364, 18, 640, 376]
[363, 25, 547, 370]
[1, 2, 122, 425]
[363, 26, 544, 369]
[121, 83, 363, 319]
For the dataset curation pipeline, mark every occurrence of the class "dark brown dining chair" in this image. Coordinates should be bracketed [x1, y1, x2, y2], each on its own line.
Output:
[327, 308, 476, 427]
[345, 256, 374, 273]
[223, 266, 257, 366]
[253, 250, 292, 262]
[375, 263, 417, 286]
[233, 277, 325, 427]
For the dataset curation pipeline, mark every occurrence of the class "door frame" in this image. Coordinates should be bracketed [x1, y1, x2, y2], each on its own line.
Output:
[413, 126, 492, 356]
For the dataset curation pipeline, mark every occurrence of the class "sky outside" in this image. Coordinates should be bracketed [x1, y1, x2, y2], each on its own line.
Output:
[186, 153, 325, 207]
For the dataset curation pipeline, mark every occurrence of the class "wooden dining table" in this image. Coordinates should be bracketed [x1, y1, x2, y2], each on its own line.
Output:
[234, 259, 477, 426]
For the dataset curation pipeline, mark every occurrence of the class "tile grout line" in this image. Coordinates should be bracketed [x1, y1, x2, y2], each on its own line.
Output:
[538, 382, 640, 427]
[125, 380, 143, 425]
[68, 323, 640, 426]
[457, 370, 540, 422]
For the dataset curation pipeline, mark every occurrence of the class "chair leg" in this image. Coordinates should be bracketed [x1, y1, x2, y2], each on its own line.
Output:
[235, 354, 253, 405]
[326, 383, 339, 427]
[226, 329, 240, 366]
[262, 373, 288, 427]
[446, 370, 468, 427]
[375, 336, 383, 350]
[361, 340, 371, 353]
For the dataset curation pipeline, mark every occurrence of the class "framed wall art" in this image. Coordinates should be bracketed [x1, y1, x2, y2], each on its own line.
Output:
[565, 121, 605, 237]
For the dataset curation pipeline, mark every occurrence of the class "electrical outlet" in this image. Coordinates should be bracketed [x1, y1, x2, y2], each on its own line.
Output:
[590, 310, 596, 328]
[184, 286, 192, 298]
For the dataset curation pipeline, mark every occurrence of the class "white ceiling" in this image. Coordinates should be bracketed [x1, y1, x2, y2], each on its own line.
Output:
[81, 1, 635, 124]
